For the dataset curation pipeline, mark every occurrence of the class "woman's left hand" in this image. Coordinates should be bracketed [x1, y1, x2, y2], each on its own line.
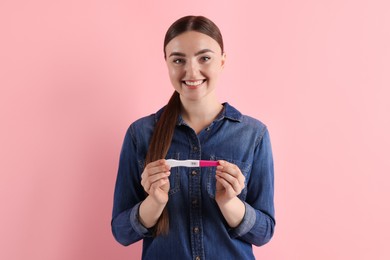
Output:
[215, 160, 245, 204]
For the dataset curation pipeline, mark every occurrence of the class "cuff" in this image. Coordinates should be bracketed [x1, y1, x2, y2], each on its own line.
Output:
[130, 202, 154, 237]
[229, 201, 256, 238]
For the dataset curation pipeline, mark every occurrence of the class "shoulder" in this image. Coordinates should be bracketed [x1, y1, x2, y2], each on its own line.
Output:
[241, 114, 267, 130]
[225, 103, 268, 134]
[125, 107, 163, 142]
[130, 114, 156, 130]
[224, 103, 270, 148]
[241, 116, 269, 148]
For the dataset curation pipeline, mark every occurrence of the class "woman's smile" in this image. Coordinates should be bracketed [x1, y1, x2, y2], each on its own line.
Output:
[182, 79, 207, 88]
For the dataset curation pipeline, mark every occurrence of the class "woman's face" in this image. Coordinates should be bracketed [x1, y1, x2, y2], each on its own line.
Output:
[165, 31, 225, 102]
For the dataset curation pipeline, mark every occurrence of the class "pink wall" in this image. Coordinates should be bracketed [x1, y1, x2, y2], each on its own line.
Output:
[1, 0, 389, 259]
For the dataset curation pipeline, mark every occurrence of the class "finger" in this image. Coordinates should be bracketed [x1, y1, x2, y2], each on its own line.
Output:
[218, 160, 236, 169]
[145, 159, 168, 171]
[142, 160, 160, 181]
[216, 175, 236, 197]
[146, 161, 171, 176]
[141, 178, 151, 193]
[149, 178, 169, 192]
[216, 172, 242, 194]
[142, 167, 170, 192]
[217, 160, 240, 177]
[148, 171, 170, 184]
[216, 163, 242, 181]
[147, 166, 170, 177]
[145, 159, 166, 169]
[216, 171, 245, 194]
[217, 161, 245, 188]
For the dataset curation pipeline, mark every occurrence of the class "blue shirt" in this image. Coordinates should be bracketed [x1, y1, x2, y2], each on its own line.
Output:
[112, 103, 275, 260]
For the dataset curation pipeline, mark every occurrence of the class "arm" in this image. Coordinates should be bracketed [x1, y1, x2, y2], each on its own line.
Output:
[111, 126, 150, 246]
[111, 126, 148, 246]
[215, 128, 275, 246]
[111, 126, 171, 245]
[233, 128, 275, 246]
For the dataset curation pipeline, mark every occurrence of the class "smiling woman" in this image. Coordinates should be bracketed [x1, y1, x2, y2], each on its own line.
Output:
[165, 31, 226, 104]
[111, 15, 275, 260]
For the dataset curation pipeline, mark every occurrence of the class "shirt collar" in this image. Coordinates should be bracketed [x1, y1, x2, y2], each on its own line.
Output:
[217, 102, 243, 122]
[155, 102, 243, 125]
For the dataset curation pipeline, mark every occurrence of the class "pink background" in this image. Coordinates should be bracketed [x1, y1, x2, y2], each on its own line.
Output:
[1, 0, 389, 259]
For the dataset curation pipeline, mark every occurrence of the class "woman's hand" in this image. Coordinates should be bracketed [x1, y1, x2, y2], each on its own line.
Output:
[215, 160, 246, 204]
[141, 159, 171, 205]
[215, 160, 246, 228]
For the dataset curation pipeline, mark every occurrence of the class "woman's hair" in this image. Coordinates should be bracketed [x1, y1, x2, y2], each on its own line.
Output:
[163, 16, 224, 58]
[145, 15, 224, 236]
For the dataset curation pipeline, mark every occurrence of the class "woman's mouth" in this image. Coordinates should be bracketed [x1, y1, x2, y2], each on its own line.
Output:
[182, 79, 207, 88]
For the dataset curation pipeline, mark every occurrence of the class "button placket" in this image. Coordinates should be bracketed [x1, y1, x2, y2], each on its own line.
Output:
[188, 135, 204, 260]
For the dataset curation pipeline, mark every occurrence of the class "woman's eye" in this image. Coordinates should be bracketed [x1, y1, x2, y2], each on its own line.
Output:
[201, 56, 211, 62]
[173, 59, 184, 64]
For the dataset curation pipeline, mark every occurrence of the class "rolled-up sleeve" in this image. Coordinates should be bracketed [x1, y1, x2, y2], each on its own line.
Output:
[111, 126, 152, 246]
[230, 128, 275, 246]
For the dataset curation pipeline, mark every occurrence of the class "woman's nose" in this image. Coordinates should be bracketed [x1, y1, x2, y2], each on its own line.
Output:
[185, 60, 199, 77]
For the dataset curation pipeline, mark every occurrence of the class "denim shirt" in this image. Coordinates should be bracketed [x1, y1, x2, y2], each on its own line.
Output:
[111, 103, 275, 260]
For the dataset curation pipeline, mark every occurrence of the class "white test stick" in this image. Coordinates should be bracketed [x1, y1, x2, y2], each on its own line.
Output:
[166, 159, 219, 168]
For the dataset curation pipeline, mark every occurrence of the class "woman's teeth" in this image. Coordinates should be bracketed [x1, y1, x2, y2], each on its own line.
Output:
[184, 80, 204, 86]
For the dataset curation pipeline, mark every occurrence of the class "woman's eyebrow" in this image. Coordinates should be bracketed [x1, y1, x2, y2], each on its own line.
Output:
[169, 49, 214, 57]
[195, 49, 214, 56]
[169, 52, 185, 57]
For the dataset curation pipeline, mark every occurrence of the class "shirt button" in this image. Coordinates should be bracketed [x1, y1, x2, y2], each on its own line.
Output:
[192, 199, 198, 205]
[193, 227, 199, 233]
[193, 146, 199, 152]
[191, 170, 198, 176]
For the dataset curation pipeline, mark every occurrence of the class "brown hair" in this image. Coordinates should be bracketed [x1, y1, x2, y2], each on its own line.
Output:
[145, 15, 224, 236]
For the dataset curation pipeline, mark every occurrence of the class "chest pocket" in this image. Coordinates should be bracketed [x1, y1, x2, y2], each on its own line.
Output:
[206, 156, 251, 201]
[138, 153, 181, 196]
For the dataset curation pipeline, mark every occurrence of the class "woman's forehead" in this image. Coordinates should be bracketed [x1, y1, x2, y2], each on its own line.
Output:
[165, 31, 222, 54]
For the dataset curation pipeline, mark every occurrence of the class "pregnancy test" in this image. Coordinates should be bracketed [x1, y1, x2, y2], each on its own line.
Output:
[166, 159, 219, 168]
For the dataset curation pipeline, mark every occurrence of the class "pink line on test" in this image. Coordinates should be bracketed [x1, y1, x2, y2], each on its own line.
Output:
[199, 160, 219, 167]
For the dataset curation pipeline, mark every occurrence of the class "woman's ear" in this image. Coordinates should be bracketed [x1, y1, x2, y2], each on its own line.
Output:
[221, 52, 226, 69]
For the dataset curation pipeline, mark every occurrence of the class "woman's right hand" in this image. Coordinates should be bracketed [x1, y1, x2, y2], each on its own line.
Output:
[141, 159, 171, 205]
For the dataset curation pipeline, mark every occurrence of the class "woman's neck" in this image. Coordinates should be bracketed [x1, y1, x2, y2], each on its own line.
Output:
[180, 95, 223, 134]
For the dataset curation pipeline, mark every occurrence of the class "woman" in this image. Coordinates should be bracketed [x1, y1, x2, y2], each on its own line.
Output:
[112, 15, 275, 259]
